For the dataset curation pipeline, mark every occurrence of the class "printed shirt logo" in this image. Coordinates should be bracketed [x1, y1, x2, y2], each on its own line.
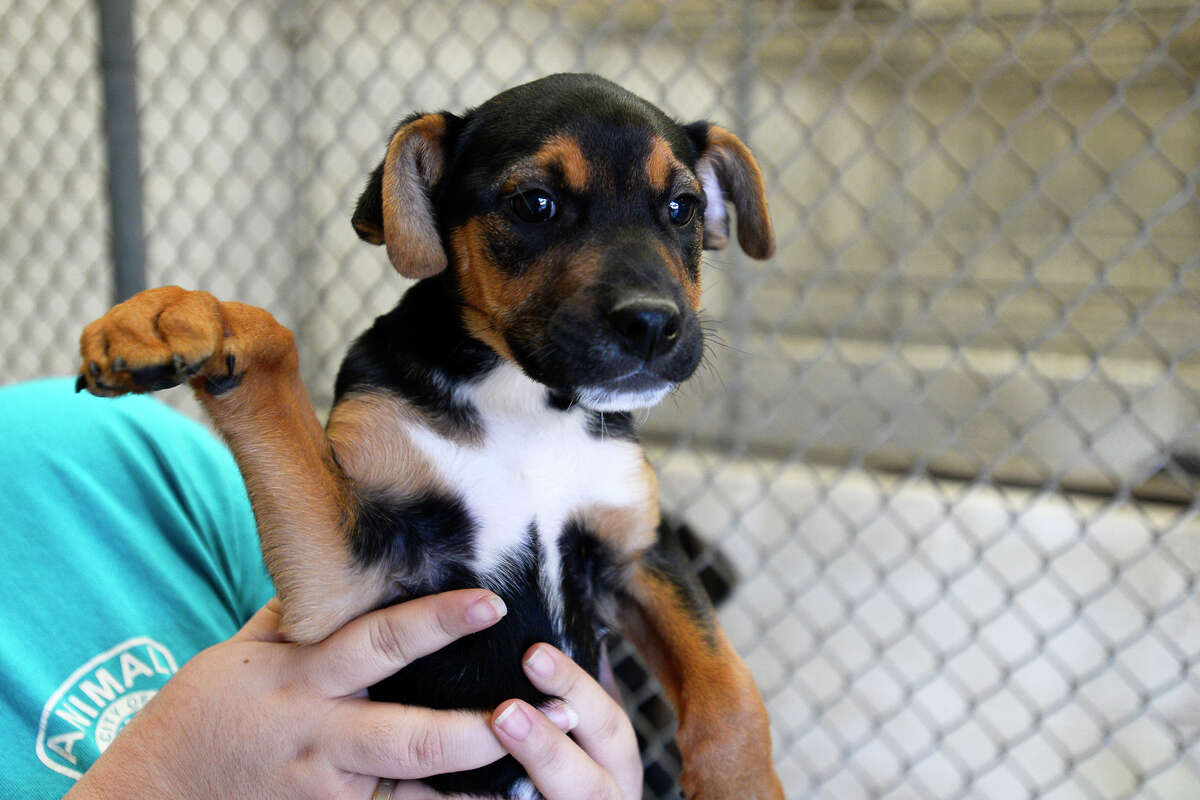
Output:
[36, 637, 178, 780]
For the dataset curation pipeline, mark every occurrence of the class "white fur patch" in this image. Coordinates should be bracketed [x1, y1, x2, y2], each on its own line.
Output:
[403, 363, 649, 632]
[697, 158, 728, 236]
[575, 382, 674, 412]
[508, 778, 538, 800]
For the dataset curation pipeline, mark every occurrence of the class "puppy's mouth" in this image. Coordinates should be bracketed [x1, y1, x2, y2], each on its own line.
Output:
[503, 293, 704, 410]
[573, 368, 676, 412]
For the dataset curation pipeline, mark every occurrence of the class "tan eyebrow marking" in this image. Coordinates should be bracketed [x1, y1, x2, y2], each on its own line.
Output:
[531, 134, 591, 192]
[647, 136, 680, 193]
[647, 136, 704, 201]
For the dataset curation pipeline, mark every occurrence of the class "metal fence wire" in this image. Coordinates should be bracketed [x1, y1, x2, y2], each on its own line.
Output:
[4, 1, 1200, 797]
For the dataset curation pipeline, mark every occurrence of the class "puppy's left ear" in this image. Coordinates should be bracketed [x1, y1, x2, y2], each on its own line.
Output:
[351, 113, 459, 279]
[686, 123, 775, 260]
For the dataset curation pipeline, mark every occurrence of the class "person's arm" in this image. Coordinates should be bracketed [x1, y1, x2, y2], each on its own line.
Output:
[64, 590, 642, 800]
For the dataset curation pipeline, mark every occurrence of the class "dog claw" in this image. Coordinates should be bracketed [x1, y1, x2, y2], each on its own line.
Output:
[74, 374, 87, 393]
[204, 352, 242, 396]
[112, 356, 127, 372]
[88, 361, 101, 379]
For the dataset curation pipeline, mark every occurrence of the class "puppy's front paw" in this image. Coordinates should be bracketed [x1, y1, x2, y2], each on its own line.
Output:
[77, 286, 247, 397]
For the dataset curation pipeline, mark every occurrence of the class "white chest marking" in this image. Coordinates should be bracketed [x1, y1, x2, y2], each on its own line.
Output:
[404, 364, 647, 622]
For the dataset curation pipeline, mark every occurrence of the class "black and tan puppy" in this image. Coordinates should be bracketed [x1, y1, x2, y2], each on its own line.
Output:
[78, 73, 783, 798]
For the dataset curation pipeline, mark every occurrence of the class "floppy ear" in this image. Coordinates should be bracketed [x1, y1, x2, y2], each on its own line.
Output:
[686, 123, 775, 260]
[351, 113, 453, 279]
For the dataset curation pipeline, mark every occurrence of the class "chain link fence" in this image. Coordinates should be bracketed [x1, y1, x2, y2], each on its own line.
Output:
[5, 1, 1200, 797]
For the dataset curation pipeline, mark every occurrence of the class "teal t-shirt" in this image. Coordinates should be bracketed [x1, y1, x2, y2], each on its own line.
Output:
[0, 378, 273, 798]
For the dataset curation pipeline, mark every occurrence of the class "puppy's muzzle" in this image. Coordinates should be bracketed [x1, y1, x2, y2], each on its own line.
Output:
[607, 296, 682, 363]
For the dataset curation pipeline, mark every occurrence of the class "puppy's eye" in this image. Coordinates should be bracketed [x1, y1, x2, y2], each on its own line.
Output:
[667, 195, 697, 226]
[508, 191, 558, 224]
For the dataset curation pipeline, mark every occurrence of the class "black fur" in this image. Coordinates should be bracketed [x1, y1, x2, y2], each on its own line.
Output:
[585, 410, 637, 442]
[558, 521, 624, 676]
[334, 274, 497, 440]
[369, 524, 562, 795]
[547, 391, 637, 441]
[546, 389, 574, 411]
[350, 490, 477, 586]
[634, 519, 719, 650]
[337, 74, 744, 797]
[441, 77, 707, 395]
[351, 74, 710, 405]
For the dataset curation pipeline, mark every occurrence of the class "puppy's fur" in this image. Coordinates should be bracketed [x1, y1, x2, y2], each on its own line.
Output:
[79, 73, 783, 798]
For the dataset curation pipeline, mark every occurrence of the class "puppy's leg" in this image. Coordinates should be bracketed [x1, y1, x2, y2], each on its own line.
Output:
[78, 286, 386, 643]
[618, 524, 784, 800]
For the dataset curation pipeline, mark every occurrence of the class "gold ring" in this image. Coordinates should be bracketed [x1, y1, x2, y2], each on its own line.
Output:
[372, 778, 397, 800]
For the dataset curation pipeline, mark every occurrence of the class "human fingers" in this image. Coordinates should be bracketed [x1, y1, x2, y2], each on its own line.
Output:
[328, 701, 506, 779]
[305, 589, 507, 696]
[491, 700, 628, 800]
[522, 644, 641, 797]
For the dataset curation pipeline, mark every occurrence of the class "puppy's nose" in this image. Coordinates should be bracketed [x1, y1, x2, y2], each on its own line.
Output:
[608, 297, 682, 362]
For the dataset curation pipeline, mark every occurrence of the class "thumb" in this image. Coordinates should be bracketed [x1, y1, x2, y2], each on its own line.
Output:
[232, 598, 287, 643]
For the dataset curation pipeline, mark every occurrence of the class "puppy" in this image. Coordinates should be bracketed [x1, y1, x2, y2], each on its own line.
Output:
[78, 73, 783, 798]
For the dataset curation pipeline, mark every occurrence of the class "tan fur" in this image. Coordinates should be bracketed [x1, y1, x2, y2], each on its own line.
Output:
[78, 287, 222, 392]
[698, 126, 775, 260]
[655, 240, 701, 311]
[544, 244, 606, 308]
[451, 218, 542, 362]
[202, 371, 392, 644]
[79, 92, 783, 796]
[382, 114, 449, 278]
[326, 390, 450, 490]
[619, 563, 784, 800]
[78, 287, 388, 644]
[533, 133, 591, 192]
[461, 306, 518, 362]
[646, 136, 680, 193]
[575, 457, 659, 559]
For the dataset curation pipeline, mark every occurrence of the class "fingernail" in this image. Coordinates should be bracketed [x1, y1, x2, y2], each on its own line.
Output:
[495, 702, 533, 741]
[524, 645, 554, 679]
[543, 700, 579, 732]
[466, 593, 507, 626]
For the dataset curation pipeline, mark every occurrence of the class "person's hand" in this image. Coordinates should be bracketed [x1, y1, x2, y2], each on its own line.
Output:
[65, 590, 516, 799]
[491, 643, 643, 799]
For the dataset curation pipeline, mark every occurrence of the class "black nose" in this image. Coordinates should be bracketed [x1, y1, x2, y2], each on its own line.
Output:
[608, 297, 682, 362]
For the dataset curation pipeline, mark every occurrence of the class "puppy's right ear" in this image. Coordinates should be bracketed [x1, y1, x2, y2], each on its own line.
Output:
[684, 122, 775, 260]
[351, 113, 457, 279]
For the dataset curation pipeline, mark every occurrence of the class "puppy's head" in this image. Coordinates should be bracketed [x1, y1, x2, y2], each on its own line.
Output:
[352, 73, 773, 412]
